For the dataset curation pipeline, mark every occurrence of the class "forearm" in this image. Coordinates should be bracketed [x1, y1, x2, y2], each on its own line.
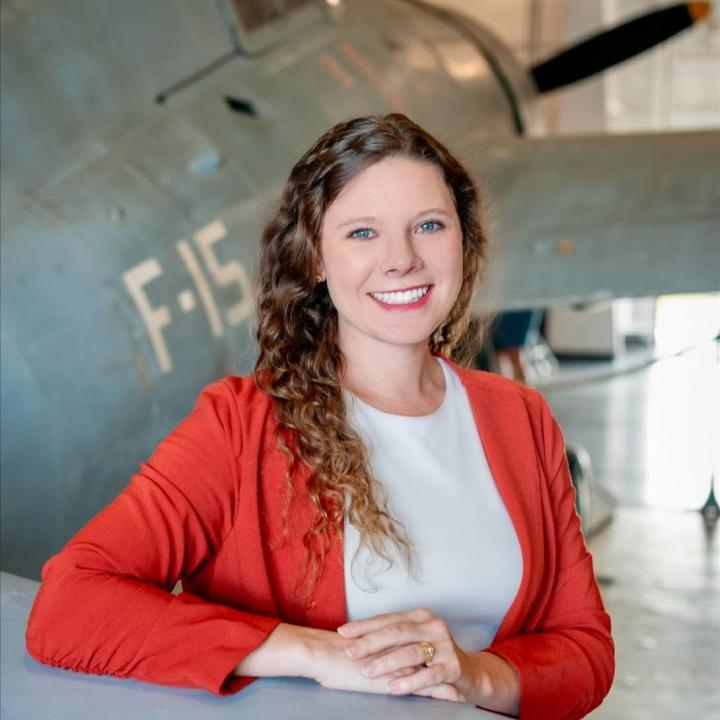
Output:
[27, 552, 280, 694]
[458, 651, 520, 717]
[233, 622, 326, 679]
[233, 623, 410, 697]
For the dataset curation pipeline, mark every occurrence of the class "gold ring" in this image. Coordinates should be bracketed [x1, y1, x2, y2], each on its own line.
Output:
[419, 640, 435, 666]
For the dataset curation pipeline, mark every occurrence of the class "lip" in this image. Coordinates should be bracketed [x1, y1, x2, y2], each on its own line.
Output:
[368, 284, 434, 311]
[369, 284, 432, 294]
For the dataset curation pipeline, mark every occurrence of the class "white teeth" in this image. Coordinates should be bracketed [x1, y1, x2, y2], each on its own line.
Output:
[370, 286, 430, 305]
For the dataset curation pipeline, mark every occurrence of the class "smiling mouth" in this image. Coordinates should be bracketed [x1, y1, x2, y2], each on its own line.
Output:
[368, 285, 432, 306]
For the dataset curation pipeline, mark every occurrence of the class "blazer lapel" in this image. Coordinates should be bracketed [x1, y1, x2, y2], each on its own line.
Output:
[449, 360, 547, 640]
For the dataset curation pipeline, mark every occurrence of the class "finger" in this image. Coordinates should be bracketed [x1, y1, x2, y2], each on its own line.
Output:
[346, 622, 429, 659]
[388, 666, 419, 680]
[412, 684, 467, 703]
[387, 665, 446, 696]
[347, 617, 448, 659]
[337, 607, 433, 637]
[412, 685, 466, 703]
[362, 643, 433, 678]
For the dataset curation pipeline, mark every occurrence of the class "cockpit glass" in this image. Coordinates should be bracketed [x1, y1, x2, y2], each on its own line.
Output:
[231, 0, 314, 33]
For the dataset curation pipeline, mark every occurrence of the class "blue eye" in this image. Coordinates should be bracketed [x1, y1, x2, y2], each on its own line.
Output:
[349, 228, 373, 239]
[418, 220, 443, 233]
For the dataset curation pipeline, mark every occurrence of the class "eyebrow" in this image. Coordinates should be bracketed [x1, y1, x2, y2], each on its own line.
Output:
[335, 207, 451, 229]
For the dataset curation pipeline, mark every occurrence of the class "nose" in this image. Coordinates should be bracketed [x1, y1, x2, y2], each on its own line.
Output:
[380, 231, 423, 276]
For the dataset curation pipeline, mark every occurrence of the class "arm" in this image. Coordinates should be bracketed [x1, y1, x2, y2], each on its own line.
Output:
[25, 380, 280, 694]
[462, 651, 520, 716]
[25, 380, 455, 699]
[332, 608, 521, 713]
[303, 395, 613, 717]
[484, 398, 615, 720]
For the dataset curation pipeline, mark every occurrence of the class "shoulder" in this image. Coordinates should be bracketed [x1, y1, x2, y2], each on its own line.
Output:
[443, 357, 548, 416]
[196, 373, 273, 409]
[442, 357, 565, 469]
[186, 373, 276, 445]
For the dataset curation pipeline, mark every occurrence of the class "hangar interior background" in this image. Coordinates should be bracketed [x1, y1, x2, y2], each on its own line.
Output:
[441, 2, 718, 718]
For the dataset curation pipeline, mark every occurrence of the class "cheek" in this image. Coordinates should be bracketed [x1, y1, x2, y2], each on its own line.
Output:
[443, 237, 465, 287]
[441, 244, 465, 311]
[456, 250, 465, 285]
[320, 239, 351, 276]
[321, 249, 360, 310]
[319, 246, 343, 292]
[323, 245, 374, 287]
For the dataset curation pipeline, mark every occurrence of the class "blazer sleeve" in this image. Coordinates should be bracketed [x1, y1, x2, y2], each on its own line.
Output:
[25, 379, 281, 695]
[486, 397, 615, 720]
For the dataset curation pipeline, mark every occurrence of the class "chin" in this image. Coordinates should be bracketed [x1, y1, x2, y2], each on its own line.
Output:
[373, 328, 438, 347]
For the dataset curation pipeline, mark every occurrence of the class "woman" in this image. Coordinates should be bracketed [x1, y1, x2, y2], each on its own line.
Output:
[26, 114, 614, 719]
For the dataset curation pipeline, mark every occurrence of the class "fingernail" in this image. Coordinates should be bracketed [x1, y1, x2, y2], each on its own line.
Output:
[345, 646, 357, 658]
[388, 681, 403, 694]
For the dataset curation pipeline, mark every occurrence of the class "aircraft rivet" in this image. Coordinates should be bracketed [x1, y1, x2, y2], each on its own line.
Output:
[109, 206, 127, 223]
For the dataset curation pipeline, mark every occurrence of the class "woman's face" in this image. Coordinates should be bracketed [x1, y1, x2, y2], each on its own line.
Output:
[319, 156, 464, 355]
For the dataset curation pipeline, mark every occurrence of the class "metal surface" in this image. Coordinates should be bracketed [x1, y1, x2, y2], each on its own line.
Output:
[0, 571, 500, 720]
[1, 0, 514, 579]
[467, 130, 720, 310]
[1, 0, 717, 579]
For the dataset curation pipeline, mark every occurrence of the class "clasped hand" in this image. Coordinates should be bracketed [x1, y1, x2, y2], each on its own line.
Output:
[314, 607, 472, 703]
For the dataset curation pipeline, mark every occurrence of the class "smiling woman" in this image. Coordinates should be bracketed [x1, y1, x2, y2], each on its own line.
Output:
[25, 114, 614, 720]
[320, 158, 464, 354]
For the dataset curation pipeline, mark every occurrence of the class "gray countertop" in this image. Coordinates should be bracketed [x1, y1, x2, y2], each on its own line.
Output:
[1, 571, 499, 719]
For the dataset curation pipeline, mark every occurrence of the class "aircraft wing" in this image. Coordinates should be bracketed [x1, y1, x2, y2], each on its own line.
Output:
[454, 130, 720, 311]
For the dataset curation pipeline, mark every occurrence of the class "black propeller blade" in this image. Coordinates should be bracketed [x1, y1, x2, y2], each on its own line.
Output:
[531, 2, 711, 94]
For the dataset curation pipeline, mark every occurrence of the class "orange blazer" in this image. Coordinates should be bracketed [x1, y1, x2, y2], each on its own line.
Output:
[26, 359, 614, 719]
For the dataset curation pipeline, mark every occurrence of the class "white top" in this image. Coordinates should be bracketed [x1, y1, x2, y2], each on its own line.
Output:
[343, 357, 523, 651]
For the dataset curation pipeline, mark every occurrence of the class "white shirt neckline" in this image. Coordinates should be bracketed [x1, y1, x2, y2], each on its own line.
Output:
[344, 356, 451, 421]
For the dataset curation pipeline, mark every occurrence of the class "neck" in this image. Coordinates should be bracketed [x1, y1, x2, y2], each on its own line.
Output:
[338, 330, 446, 415]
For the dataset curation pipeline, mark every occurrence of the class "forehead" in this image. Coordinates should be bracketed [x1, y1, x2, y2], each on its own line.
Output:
[324, 157, 454, 221]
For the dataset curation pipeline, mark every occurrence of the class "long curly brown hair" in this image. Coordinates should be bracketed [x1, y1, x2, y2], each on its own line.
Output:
[254, 113, 490, 605]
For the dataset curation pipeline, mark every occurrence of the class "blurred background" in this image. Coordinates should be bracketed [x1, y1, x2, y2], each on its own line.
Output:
[1, 1, 719, 718]
[449, 3, 719, 718]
